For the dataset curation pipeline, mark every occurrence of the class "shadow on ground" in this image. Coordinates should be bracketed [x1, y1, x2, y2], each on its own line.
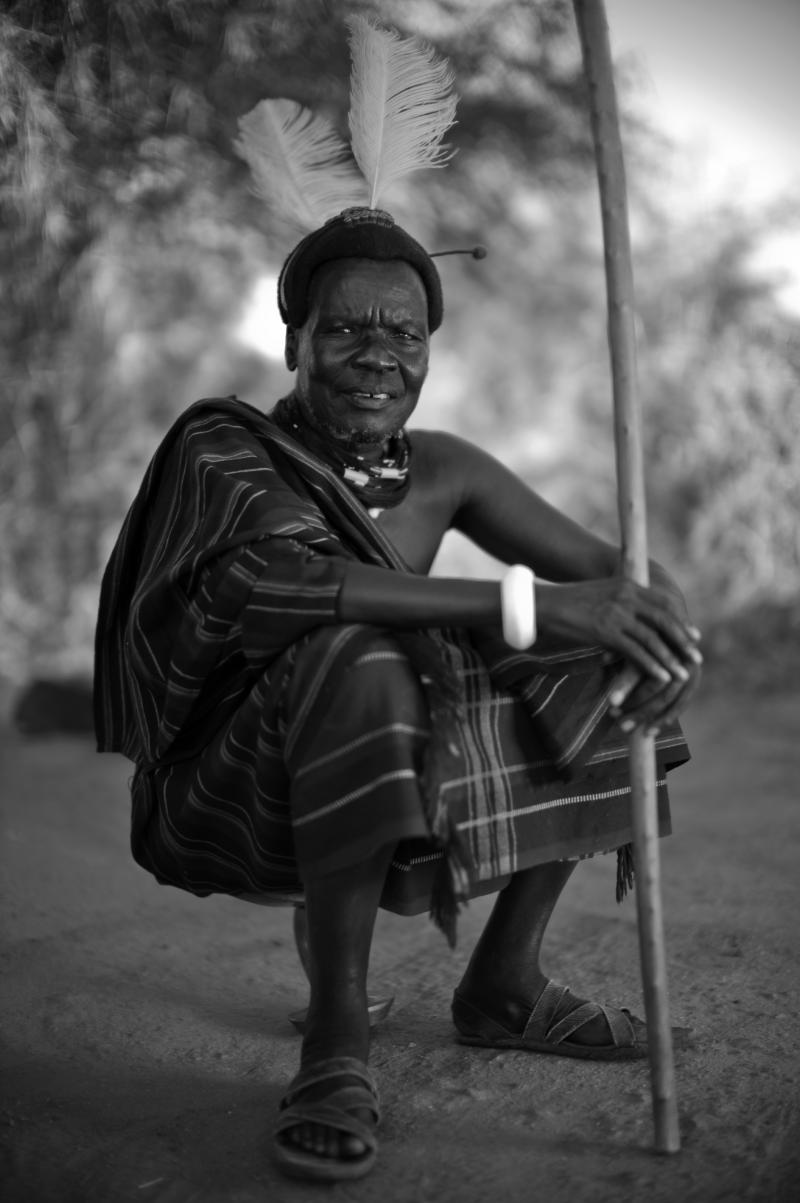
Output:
[1, 685, 798, 1202]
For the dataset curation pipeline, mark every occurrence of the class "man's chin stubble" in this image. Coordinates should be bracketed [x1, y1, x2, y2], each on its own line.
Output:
[319, 419, 393, 450]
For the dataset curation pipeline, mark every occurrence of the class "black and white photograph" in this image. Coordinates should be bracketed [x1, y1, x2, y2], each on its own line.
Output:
[1, 1, 798, 1199]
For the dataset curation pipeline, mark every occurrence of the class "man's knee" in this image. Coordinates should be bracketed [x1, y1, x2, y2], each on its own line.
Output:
[286, 625, 426, 725]
[283, 626, 433, 868]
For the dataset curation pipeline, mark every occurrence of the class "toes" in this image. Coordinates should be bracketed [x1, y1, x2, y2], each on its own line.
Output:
[287, 1121, 311, 1150]
[284, 1121, 366, 1160]
[305, 1122, 329, 1157]
[309, 1122, 325, 1157]
[340, 1133, 367, 1158]
[324, 1124, 339, 1159]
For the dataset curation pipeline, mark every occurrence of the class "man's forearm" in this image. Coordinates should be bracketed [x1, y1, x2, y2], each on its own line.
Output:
[337, 562, 501, 628]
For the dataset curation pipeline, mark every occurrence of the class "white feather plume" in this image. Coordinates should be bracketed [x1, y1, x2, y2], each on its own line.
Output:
[234, 98, 365, 230]
[347, 15, 457, 210]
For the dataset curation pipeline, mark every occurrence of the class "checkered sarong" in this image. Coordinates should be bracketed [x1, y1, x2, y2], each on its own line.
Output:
[95, 398, 688, 939]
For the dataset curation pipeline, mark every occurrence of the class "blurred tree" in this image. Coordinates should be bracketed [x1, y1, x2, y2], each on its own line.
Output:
[0, 0, 797, 685]
[544, 199, 800, 623]
[0, 0, 599, 678]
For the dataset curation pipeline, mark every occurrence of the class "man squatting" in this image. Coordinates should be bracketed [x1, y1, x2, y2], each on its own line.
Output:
[94, 207, 701, 1183]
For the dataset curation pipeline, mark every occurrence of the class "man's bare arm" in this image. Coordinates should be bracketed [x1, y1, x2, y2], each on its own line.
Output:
[419, 432, 702, 727]
[438, 431, 620, 580]
[341, 431, 702, 728]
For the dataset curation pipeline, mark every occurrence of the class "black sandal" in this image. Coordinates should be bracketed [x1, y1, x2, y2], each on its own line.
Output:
[273, 1056, 380, 1181]
[452, 980, 650, 1061]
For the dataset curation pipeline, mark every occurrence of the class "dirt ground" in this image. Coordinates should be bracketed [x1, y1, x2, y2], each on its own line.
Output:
[1, 683, 798, 1203]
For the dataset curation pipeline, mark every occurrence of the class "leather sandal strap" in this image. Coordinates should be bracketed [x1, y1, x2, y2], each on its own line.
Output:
[602, 1005, 637, 1047]
[275, 1097, 379, 1147]
[546, 1000, 606, 1045]
[280, 1057, 380, 1121]
[522, 982, 637, 1049]
[522, 980, 570, 1041]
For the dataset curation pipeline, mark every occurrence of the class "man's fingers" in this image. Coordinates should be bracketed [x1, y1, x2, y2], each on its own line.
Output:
[613, 624, 689, 685]
[623, 592, 704, 681]
[643, 594, 703, 665]
[615, 663, 702, 733]
[600, 584, 703, 732]
[557, 579, 703, 692]
[661, 664, 703, 723]
[608, 664, 641, 709]
[623, 677, 684, 726]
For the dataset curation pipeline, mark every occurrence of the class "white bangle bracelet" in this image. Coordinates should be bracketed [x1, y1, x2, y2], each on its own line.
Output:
[501, 564, 537, 649]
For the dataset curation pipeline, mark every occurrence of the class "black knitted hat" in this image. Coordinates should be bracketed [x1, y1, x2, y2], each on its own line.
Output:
[278, 207, 443, 332]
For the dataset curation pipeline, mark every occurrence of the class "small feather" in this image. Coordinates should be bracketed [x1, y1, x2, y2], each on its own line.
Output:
[347, 15, 457, 210]
[234, 98, 365, 231]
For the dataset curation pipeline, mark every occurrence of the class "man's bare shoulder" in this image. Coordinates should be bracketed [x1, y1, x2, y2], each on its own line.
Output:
[411, 428, 471, 450]
[410, 428, 504, 503]
[410, 428, 486, 472]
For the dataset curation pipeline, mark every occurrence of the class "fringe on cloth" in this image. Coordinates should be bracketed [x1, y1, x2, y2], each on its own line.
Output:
[615, 843, 636, 902]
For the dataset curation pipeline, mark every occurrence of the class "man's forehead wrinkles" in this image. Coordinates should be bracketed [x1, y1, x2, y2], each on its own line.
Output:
[318, 296, 423, 324]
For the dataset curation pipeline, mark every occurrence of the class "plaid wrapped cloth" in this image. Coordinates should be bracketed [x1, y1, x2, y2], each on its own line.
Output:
[94, 396, 689, 942]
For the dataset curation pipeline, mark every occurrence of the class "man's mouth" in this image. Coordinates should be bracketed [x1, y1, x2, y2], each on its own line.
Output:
[347, 391, 394, 407]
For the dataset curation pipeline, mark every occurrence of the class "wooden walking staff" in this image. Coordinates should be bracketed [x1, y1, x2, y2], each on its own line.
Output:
[571, 0, 681, 1153]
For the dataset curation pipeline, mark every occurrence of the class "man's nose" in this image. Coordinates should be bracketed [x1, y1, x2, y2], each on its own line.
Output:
[352, 330, 397, 371]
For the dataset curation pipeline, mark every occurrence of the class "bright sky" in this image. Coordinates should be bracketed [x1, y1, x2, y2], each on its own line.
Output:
[605, 0, 800, 307]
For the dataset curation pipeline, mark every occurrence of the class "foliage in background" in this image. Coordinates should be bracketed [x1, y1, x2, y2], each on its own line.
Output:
[540, 200, 800, 617]
[1, 0, 798, 682]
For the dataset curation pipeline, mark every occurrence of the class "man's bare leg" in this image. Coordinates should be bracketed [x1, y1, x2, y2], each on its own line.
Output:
[456, 860, 624, 1047]
[281, 843, 395, 1161]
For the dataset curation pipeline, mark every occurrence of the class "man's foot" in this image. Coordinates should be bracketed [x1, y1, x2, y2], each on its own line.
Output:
[274, 1055, 380, 1181]
[452, 978, 650, 1061]
[275, 1002, 378, 1177]
[277, 841, 395, 1178]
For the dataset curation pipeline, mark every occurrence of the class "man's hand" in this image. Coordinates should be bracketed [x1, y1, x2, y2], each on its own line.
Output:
[607, 658, 701, 735]
[536, 576, 702, 732]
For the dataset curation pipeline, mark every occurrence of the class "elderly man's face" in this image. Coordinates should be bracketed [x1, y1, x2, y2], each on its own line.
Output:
[285, 258, 430, 448]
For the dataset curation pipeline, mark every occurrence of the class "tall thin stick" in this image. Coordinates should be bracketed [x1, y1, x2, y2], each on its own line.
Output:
[572, 0, 680, 1153]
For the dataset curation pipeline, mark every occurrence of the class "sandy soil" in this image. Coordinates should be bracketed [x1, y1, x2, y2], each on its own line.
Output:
[1, 684, 798, 1202]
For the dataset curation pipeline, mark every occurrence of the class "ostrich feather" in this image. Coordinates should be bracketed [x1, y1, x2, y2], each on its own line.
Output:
[234, 98, 365, 231]
[347, 15, 457, 209]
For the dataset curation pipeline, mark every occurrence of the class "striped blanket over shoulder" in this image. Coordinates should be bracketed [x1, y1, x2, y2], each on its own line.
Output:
[94, 396, 689, 942]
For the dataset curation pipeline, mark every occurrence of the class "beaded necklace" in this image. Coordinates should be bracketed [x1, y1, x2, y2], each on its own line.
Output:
[271, 394, 411, 511]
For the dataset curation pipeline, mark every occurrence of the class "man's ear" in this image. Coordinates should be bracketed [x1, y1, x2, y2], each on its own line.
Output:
[285, 327, 298, 372]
